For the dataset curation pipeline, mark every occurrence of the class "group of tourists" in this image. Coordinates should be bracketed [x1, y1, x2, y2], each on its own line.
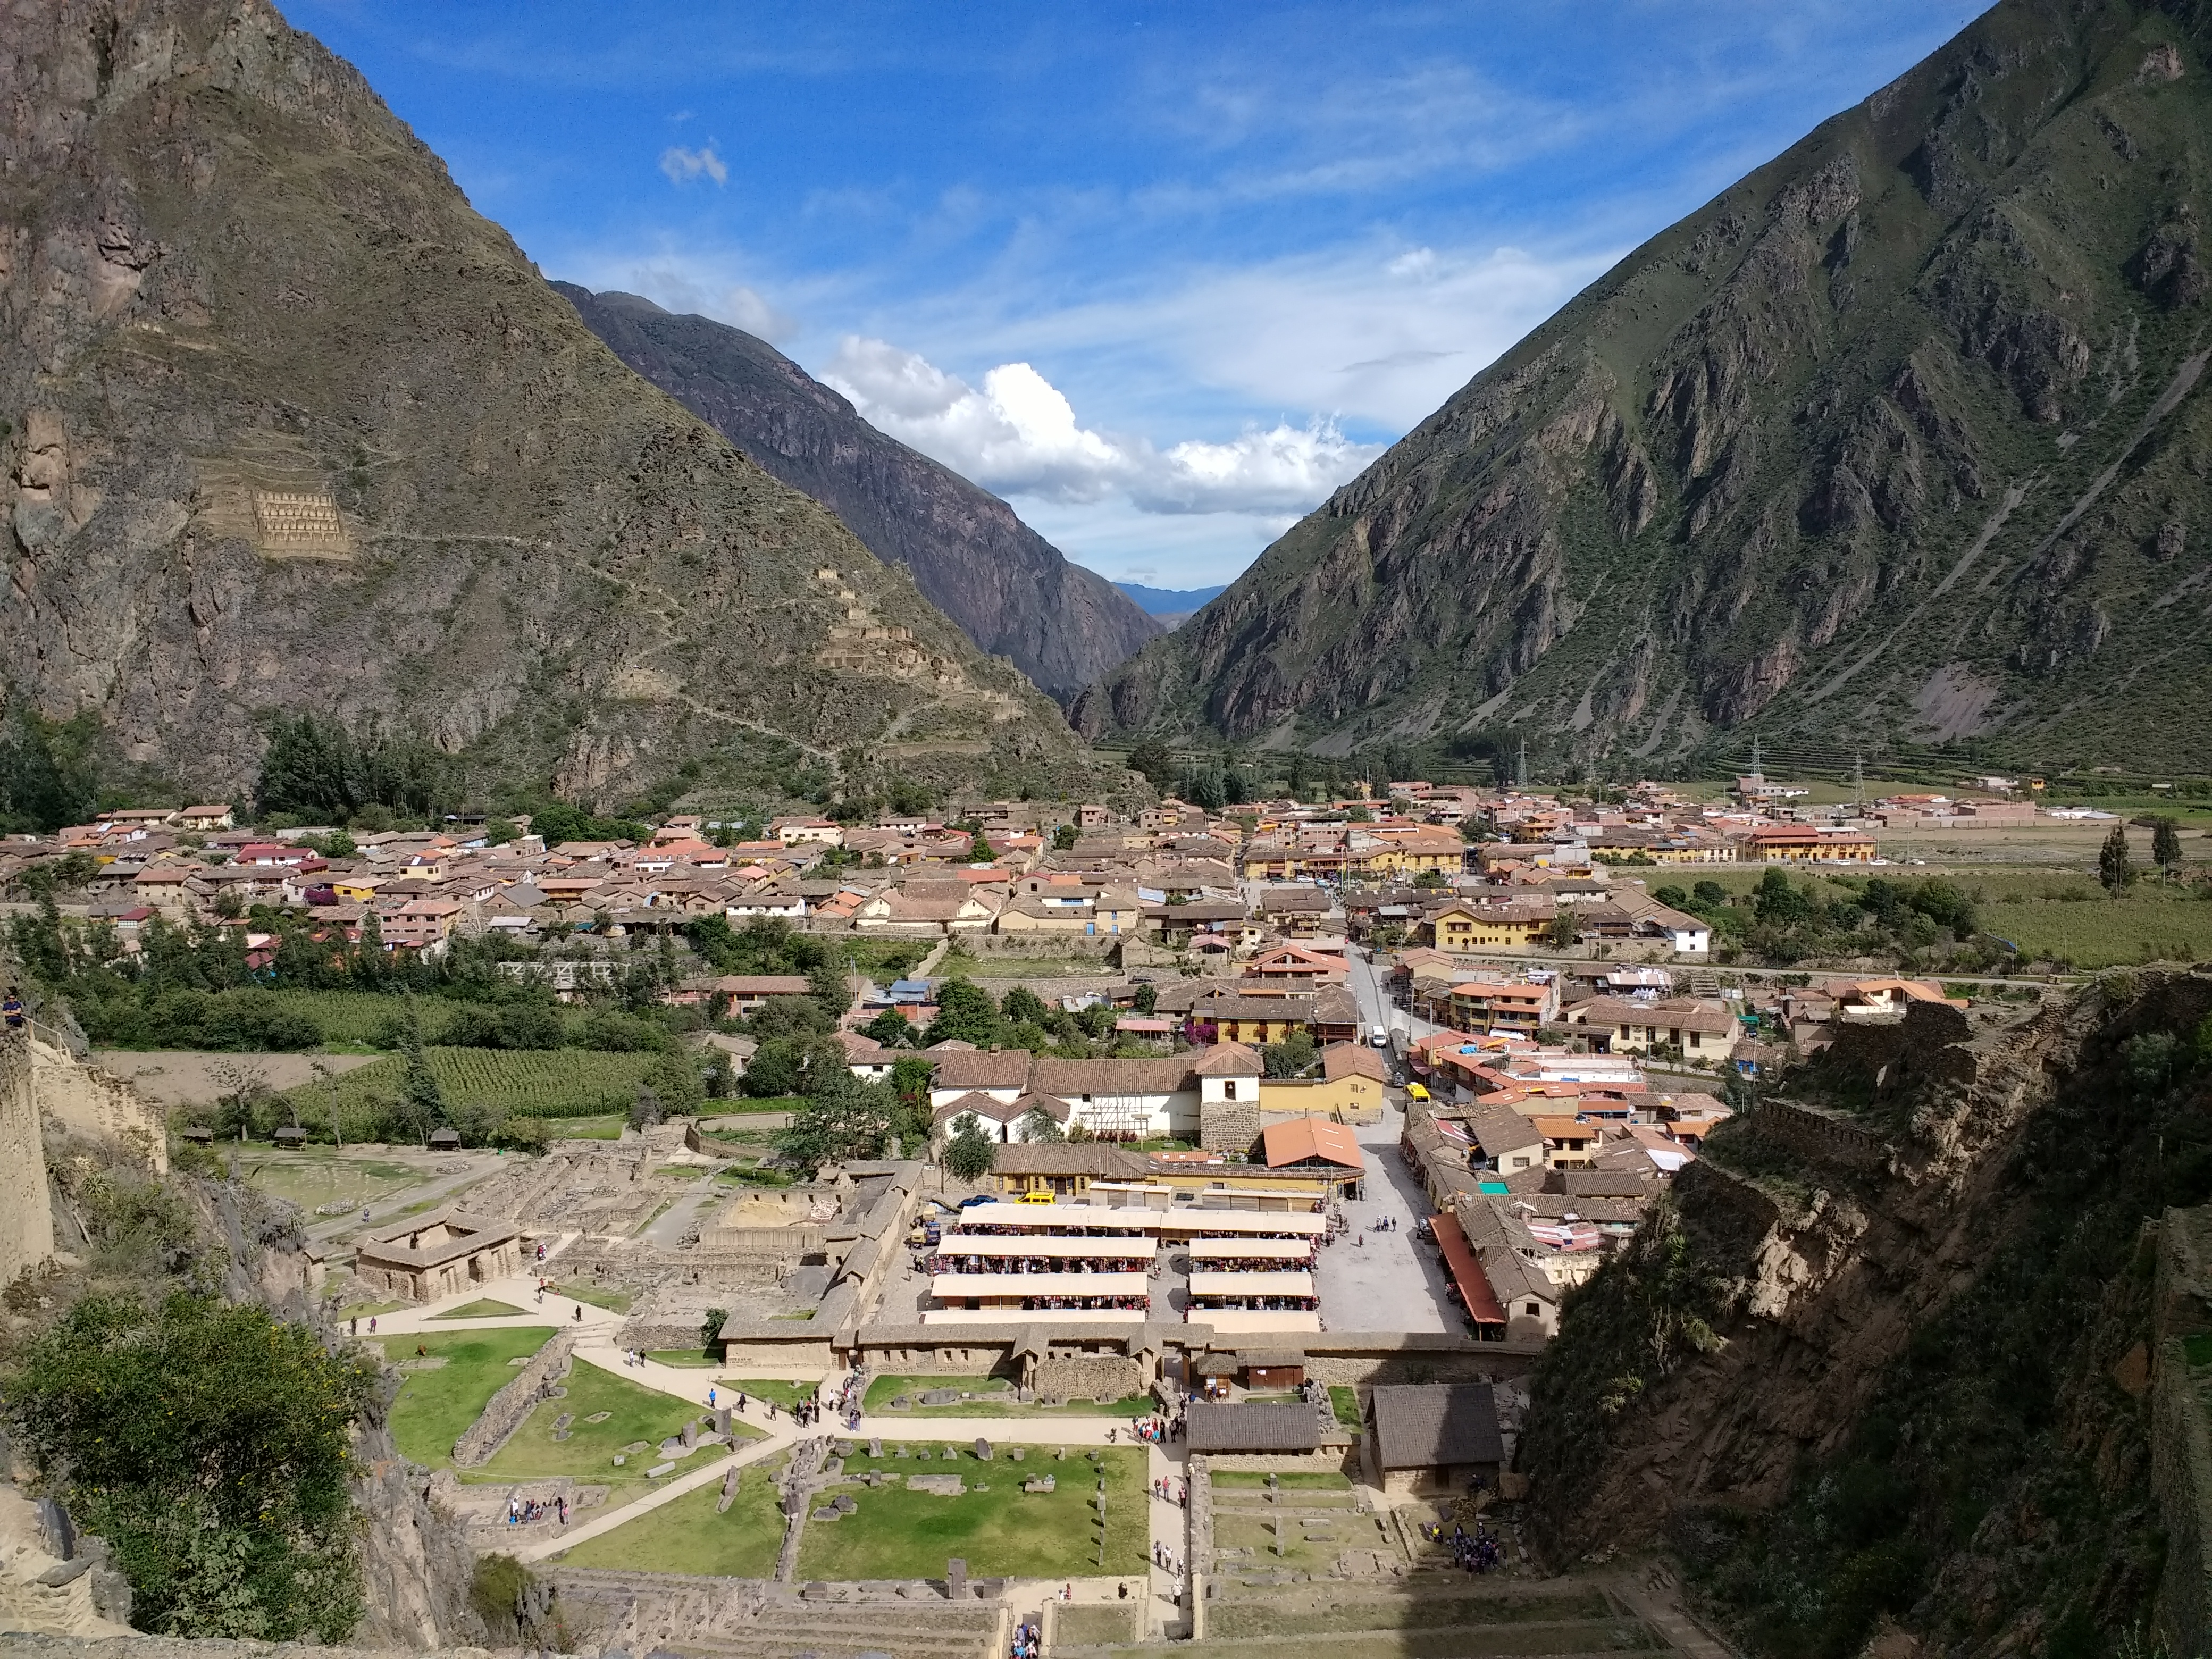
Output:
[1151, 1476, 1187, 1506]
[504, 1493, 568, 1528]
[1008, 1619, 1040, 1659]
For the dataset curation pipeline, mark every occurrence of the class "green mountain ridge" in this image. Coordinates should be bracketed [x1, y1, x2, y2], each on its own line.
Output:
[0, 0, 1096, 810]
[1073, 0, 2212, 777]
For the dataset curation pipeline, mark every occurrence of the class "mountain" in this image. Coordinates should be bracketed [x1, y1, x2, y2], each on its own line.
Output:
[554, 286, 1164, 705]
[1114, 581, 1229, 628]
[1075, 0, 2212, 776]
[1520, 981, 2211, 1654]
[0, 0, 1095, 810]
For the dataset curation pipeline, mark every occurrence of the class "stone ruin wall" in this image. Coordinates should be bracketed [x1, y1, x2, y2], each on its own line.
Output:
[453, 1332, 575, 1467]
[0, 1036, 55, 1289]
[28, 1037, 166, 1174]
[1034, 1353, 1146, 1404]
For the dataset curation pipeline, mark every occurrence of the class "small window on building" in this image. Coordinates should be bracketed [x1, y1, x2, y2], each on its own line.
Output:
[1525, 1301, 1540, 1317]
[1224, 1080, 1237, 1099]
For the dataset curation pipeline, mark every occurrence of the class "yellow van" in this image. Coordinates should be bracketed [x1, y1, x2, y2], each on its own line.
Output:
[1017, 1189, 1057, 1205]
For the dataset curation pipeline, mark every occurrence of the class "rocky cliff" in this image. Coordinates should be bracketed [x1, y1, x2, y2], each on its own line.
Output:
[556, 286, 1164, 705]
[1076, 0, 2212, 774]
[0, 0, 1095, 806]
[1521, 978, 2212, 1655]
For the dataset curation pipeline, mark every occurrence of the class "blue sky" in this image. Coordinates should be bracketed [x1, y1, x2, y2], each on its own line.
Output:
[291, 2, 1984, 589]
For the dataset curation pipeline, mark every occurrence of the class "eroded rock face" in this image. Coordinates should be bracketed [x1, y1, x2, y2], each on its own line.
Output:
[557, 286, 1163, 706]
[1076, 0, 2212, 771]
[0, 0, 1090, 803]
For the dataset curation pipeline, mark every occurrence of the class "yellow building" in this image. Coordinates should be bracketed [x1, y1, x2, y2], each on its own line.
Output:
[1256, 1042, 1390, 1125]
[1426, 901, 1552, 951]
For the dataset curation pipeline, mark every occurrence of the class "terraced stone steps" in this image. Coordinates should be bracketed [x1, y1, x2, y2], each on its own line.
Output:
[549, 1568, 998, 1659]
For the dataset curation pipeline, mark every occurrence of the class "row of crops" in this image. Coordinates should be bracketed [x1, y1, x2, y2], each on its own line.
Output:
[283, 1047, 656, 1120]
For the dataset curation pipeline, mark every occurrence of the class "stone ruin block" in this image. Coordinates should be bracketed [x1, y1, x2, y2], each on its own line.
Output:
[920, 1388, 961, 1406]
[942, 1446, 960, 1461]
[869, 1437, 883, 1457]
[945, 1558, 967, 1601]
[648, 1462, 675, 1479]
[680, 1420, 699, 1448]
[916, 1446, 932, 1460]
[907, 1474, 966, 1496]
[1023, 1476, 1055, 1494]
[712, 1407, 731, 1435]
[1009, 1447, 1025, 1462]
[835, 1439, 857, 1457]
[973, 1438, 993, 1461]
[833, 1493, 857, 1513]
[894, 1444, 910, 1458]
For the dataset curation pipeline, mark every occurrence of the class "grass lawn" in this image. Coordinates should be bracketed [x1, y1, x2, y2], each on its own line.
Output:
[554, 1282, 634, 1312]
[554, 1452, 790, 1576]
[1211, 1470, 1353, 1491]
[647, 1349, 721, 1368]
[476, 1360, 759, 1496]
[797, 1446, 1146, 1580]
[379, 1327, 555, 1467]
[431, 1298, 527, 1320]
[1211, 1506, 1388, 1573]
[862, 1375, 1153, 1417]
[237, 1149, 426, 1213]
[1328, 1386, 1362, 1431]
[1980, 890, 2212, 968]
[704, 1097, 808, 1116]
[719, 1378, 820, 1411]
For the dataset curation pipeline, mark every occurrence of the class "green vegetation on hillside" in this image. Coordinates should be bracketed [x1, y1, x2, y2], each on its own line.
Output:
[2, 1294, 378, 1642]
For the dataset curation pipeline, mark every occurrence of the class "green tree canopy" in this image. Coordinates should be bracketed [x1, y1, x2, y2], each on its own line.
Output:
[0, 1292, 377, 1641]
[2099, 824, 2134, 894]
[925, 978, 1003, 1046]
[943, 1113, 1000, 1183]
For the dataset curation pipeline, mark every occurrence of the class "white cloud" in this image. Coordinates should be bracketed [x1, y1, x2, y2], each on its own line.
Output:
[821, 337, 1377, 515]
[658, 144, 728, 186]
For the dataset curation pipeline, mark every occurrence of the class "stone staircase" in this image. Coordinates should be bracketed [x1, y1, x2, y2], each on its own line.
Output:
[554, 1568, 1004, 1659]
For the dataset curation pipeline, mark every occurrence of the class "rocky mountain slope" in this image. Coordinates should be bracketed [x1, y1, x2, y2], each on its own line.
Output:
[556, 286, 1163, 706]
[1076, 0, 2212, 774]
[0, 0, 1095, 808]
[1519, 979, 2212, 1655]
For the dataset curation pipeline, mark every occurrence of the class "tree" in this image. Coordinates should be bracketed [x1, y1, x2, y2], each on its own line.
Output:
[970, 826, 994, 862]
[2099, 824, 2134, 894]
[775, 1071, 898, 1175]
[1017, 1105, 1066, 1143]
[0, 1292, 377, 1641]
[699, 1308, 728, 1354]
[2152, 815, 2184, 883]
[1545, 909, 1578, 949]
[641, 1046, 705, 1117]
[1127, 738, 1173, 791]
[861, 1006, 915, 1047]
[943, 1113, 999, 1183]
[397, 1002, 445, 1136]
[0, 708, 101, 834]
[925, 977, 1002, 1046]
[1261, 1030, 1318, 1078]
[627, 1086, 663, 1132]
[1133, 982, 1157, 1015]
[1053, 822, 1079, 850]
[1654, 885, 1689, 910]
[1001, 985, 1049, 1026]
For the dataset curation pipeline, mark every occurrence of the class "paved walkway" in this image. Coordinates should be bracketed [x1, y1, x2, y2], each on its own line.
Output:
[1314, 1110, 1455, 1334]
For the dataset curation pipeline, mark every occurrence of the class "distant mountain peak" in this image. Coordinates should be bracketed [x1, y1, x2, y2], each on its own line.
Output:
[557, 283, 1163, 705]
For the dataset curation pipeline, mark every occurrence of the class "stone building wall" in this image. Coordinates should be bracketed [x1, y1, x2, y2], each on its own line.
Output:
[0, 1036, 56, 1288]
[1199, 1095, 1258, 1155]
[453, 1332, 574, 1467]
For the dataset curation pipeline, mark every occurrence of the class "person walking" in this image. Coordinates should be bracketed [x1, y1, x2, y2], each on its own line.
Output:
[708, 1386, 718, 1411]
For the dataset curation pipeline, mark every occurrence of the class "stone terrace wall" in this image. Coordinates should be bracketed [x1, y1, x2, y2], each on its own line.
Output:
[453, 1332, 573, 1467]
[0, 1036, 56, 1289]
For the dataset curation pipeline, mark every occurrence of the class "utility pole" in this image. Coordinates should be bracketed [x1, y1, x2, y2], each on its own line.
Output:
[1852, 749, 1865, 818]
[1516, 738, 1528, 790]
